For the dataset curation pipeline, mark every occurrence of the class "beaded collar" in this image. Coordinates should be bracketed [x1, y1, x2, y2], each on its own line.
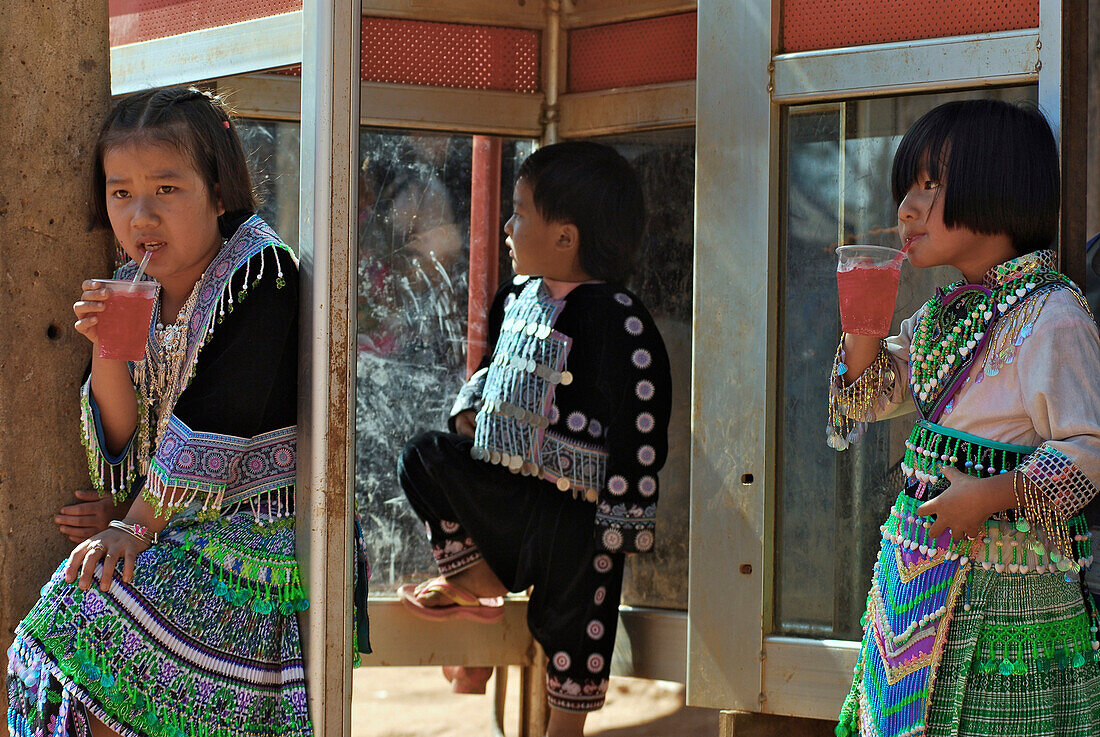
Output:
[910, 249, 1069, 422]
[981, 249, 1057, 288]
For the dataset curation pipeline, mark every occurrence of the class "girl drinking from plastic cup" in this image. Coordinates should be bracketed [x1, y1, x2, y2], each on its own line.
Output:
[832, 99, 1100, 736]
[7, 87, 311, 737]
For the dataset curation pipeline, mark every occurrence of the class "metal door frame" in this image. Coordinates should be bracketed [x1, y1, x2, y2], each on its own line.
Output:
[688, 0, 1076, 718]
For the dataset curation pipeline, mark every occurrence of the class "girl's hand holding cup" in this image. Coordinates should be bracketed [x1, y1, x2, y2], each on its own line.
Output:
[73, 280, 109, 346]
[835, 245, 907, 384]
[75, 277, 159, 361]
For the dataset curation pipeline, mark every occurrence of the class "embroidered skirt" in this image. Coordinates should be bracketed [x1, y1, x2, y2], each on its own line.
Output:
[839, 493, 1100, 737]
[6, 512, 311, 737]
[924, 571, 1100, 737]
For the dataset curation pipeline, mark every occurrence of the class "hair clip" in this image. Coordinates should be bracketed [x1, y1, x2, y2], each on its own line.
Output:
[222, 120, 231, 130]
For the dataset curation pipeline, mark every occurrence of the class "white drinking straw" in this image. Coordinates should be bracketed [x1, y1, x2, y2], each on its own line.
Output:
[129, 251, 152, 289]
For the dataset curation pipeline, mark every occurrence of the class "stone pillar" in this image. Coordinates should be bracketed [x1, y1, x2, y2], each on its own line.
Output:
[0, 0, 112, 710]
[718, 710, 835, 737]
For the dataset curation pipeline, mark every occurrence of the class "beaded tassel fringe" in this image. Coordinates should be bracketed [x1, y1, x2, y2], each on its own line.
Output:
[1014, 471, 1084, 573]
[901, 421, 1028, 488]
[827, 340, 895, 451]
[143, 472, 297, 527]
[80, 383, 151, 505]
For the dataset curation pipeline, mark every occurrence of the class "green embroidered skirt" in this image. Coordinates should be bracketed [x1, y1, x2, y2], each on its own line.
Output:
[840, 493, 1100, 737]
[7, 512, 311, 737]
[924, 570, 1100, 736]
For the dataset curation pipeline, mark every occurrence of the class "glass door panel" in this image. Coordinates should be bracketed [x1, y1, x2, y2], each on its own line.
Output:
[774, 86, 1036, 638]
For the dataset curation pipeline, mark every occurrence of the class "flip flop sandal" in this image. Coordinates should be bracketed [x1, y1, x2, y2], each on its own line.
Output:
[397, 576, 505, 623]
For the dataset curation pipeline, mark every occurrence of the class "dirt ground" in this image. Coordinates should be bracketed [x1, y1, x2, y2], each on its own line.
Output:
[351, 667, 718, 737]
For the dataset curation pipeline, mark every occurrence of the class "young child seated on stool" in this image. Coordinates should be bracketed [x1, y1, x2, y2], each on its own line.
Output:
[398, 141, 672, 737]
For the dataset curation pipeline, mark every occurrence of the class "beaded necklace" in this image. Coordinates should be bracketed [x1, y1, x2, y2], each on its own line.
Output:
[909, 267, 1072, 422]
[134, 277, 203, 454]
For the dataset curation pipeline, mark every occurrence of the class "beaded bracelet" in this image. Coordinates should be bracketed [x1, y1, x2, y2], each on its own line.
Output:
[827, 339, 894, 450]
[109, 519, 159, 546]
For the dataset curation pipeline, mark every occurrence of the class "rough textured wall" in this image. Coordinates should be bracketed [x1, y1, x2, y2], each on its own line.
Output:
[0, 0, 112, 710]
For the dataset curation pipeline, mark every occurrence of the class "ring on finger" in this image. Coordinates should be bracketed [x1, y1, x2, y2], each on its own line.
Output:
[89, 541, 106, 552]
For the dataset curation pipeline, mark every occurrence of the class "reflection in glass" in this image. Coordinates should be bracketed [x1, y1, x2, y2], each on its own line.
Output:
[354, 131, 536, 591]
[596, 129, 695, 610]
[232, 120, 696, 606]
[236, 120, 302, 250]
[775, 87, 1036, 638]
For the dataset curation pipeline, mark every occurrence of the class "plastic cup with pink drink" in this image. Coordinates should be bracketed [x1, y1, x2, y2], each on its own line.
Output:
[836, 245, 906, 337]
[96, 279, 159, 361]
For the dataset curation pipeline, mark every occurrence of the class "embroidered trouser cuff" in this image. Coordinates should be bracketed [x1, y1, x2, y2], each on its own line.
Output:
[430, 521, 484, 576]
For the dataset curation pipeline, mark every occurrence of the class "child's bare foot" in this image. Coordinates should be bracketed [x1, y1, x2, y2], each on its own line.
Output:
[442, 665, 493, 693]
[418, 561, 506, 607]
[546, 707, 587, 737]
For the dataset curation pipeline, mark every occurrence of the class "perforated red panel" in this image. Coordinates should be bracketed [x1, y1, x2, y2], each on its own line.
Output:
[781, 0, 1038, 52]
[567, 12, 696, 94]
[361, 17, 540, 92]
[109, 0, 302, 46]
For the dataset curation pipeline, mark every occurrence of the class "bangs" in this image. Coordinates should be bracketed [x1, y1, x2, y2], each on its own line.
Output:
[99, 123, 203, 180]
[890, 110, 954, 205]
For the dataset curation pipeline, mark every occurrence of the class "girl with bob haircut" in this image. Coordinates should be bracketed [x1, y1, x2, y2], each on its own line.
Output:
[7, 87, 313, 737]
[832, 98, 1100, 736]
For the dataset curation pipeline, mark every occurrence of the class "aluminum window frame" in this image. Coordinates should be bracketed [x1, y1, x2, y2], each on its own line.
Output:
[110, 11, 303, 95]
[217, 74, 695, 684]
[297, 0, 361, 733]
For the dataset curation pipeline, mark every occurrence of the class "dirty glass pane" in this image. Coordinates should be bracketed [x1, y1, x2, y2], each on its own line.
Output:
[775, 86, 1037, 638]
[236, 119, 694, 607]
[595, 129, 695, 610]
[236, 120, 538, 592]
[236, 120, 302, 250]
[355, 131, 537, 592]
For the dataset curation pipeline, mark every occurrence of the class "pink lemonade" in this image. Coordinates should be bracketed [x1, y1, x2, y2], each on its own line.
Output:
[837, 265, 901, 336]
[97, 285, 157, 361]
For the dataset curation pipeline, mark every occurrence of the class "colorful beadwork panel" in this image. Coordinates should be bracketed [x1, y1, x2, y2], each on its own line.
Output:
[780, 0, 1038, 53]
[776, 85, 1036, 639]
[361, 17, 540, 92]
[567, 12, 697, 93]
[109, 0, 302, 46]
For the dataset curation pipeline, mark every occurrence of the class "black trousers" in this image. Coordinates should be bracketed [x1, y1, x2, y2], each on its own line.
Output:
[399, 430, 624, 712]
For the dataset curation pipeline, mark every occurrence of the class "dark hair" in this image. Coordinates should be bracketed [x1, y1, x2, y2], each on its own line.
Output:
[91, 86, 258, 238]
[516, 141, 645, 281]
[891, 99, 1059, 255]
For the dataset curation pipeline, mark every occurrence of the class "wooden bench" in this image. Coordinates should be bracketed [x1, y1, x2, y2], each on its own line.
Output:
[360, 598, 687, 736]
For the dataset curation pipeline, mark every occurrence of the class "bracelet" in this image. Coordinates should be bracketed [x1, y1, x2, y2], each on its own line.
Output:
[109, 519, 159, 546]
